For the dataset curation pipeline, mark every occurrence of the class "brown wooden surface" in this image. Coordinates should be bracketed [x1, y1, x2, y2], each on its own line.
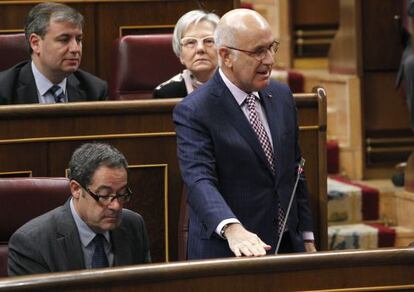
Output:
[0, 93, 327, 261]
[0, 248, 413, 291]
[0, 0, 238, 82]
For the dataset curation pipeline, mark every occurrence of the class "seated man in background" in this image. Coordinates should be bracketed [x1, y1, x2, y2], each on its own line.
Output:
[8, 143, 150, 276]
[153, 10, 219, 98]
[0, 2, 107, 105]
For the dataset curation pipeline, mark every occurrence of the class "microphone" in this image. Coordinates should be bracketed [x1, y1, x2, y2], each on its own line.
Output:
[275, 157, 306, 255]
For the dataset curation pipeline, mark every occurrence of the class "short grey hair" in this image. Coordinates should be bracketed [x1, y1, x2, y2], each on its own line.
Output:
[172, 10, 219, 57]
[68, 143, 128, 188]
[25, 2, 84, 54]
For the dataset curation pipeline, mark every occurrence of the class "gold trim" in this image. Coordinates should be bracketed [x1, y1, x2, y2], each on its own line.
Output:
[0, 29, 24, 34]
[0, 170, 32, 177]
[303, 283, 414, 291]
[128, 164, 169, 262]
[0, 132, 176, 145]
[119, 24, 175, 37]
[299, 125, 320, 131]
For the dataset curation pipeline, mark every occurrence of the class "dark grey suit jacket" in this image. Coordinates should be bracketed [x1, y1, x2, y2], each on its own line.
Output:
[7, 200, 150, 276]
[173, 71, 314, 259]
[0, 61, 107, 105]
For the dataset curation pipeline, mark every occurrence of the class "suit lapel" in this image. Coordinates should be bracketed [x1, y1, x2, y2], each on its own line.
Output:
[67, 74, 86, 102]
[111, 226, 133, 266]
[15, 62, 40, 104]
[56, 201, 85, 270]
[212, 72, 274, 174]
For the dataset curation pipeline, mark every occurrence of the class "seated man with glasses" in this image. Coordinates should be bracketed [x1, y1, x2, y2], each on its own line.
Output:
[173, 9, 315, 259]
[8, 143, 151, 276]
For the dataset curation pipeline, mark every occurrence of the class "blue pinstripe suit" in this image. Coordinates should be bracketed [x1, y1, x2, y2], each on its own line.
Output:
[173, 71, 314, 259]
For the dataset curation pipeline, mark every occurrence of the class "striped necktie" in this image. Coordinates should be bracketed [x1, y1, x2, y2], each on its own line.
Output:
[49, 85, 65, 103]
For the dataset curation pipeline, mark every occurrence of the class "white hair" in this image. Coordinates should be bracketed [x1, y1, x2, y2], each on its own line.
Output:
[172, 10, 219, 57]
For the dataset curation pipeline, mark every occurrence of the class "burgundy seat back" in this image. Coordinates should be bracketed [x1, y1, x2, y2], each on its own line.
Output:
[0, 177, 70, 277]
[0, 33, 29, 71]
[109, 34, 184, 100]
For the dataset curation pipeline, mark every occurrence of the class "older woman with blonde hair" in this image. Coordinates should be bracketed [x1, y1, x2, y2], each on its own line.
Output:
[153, 10, 219, 98]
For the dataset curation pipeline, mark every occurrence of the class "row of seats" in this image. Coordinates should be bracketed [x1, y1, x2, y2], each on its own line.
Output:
[0, 33, 184, 100]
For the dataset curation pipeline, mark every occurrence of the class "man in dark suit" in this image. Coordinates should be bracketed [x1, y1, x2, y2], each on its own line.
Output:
[8, 143, 150, 275]
[173, 9, 316, 259]
[0, 2, 107, 105]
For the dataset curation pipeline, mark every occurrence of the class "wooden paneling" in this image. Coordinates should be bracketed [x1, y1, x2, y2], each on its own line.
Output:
[0, 0, 238, 82]
[292, 0, 339, 27]
[0, 248, 413, 291]
[361, 0, 403, 71]
[0, 93, 327, 260]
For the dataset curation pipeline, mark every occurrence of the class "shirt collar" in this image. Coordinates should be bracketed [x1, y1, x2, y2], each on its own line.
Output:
[69, 198, 110, 247]
[219, 68, 259, 106]
[31, 61, 67, 96]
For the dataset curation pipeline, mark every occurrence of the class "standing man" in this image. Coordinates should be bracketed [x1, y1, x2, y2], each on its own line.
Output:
[0, 2, 107, 105]
[8, 143, 150, 275]
[173, 9, 316, 259]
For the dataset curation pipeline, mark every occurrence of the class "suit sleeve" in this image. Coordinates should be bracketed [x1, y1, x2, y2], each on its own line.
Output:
[173, 101, 236, 238]
[8, 230, 50, 276]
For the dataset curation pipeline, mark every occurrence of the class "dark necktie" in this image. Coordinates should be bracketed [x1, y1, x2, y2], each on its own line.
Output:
[91, 234, 109, 268]
[245, 94, 285, 236]
[49, 85, 65, 103]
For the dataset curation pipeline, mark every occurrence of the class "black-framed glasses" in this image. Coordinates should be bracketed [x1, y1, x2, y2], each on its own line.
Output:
[225, 40, 280, 61]
[80, 183, 133, 205]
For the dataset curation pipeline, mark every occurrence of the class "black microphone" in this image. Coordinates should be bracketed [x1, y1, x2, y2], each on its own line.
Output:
[275, 157, 306, 255]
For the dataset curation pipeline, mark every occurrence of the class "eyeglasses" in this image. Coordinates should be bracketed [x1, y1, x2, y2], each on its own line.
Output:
[225, 41, 280, 61]
[80, 183, 133, 206]
[180, 36, 215, 49]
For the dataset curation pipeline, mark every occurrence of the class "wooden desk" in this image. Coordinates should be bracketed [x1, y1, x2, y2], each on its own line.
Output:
[0, 248, 413, 291]
[0, 90, 327, 261]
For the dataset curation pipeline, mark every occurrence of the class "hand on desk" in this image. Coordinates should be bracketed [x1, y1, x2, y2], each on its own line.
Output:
[224, 223, 271, 257]
[304, 241, 317, 253]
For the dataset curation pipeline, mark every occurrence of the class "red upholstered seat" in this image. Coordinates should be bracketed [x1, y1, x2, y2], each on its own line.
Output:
[0, 33, 29, 71]
[0, 177, 70, 277]
[109, 34, 184, 100]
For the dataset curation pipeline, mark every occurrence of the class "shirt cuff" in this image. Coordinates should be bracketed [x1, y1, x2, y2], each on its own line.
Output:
[302, 231, 314, 241]
[216, 218, 240, 238]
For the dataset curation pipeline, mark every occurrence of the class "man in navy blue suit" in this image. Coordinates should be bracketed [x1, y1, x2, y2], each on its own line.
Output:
[173, 9, 316, 259]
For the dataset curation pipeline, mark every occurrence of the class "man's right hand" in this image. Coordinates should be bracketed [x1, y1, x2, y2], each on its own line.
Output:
[223, 223, 271, 257]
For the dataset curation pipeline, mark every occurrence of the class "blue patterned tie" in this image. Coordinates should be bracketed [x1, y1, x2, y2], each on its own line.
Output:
[91, 234, 109, 268]
[49, 85, 65, 103]
[245, 94, 285, 236]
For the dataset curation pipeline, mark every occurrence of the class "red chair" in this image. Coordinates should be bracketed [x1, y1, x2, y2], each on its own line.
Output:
[0, 177, 70, 277]
[109, 34, 184, 100]
[0, 33, 29, 71]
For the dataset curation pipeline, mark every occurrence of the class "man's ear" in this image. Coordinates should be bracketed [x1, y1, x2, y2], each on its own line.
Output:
[219, 47, 233, 68]
[70, 180, 82, 199]
[29, 33, 41, 55]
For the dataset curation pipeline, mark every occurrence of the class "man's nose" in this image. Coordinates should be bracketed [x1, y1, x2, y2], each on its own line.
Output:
[262, 49, 274, 65]
[108, 197, 122, 210]
[69, 38, 81, 52]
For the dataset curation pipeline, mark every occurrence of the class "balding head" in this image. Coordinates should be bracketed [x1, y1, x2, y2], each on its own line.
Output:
[215, 9, 276, 93]
[215, 9, 270, 48]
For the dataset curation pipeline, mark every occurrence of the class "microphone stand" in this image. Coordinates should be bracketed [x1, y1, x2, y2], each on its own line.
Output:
[275, 157, 306, 255]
